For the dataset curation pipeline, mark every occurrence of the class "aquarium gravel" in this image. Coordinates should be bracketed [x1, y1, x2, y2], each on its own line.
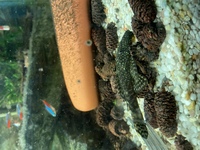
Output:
[101, 0, 200, 149]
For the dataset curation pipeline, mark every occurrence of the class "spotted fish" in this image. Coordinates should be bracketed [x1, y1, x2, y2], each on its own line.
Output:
[116, 30, 148, 138]
[116, 30, 168, 149]
[130, 57, 148, 93]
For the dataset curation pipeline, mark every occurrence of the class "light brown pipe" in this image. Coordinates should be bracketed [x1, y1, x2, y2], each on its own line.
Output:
[51, 0, 99, 111]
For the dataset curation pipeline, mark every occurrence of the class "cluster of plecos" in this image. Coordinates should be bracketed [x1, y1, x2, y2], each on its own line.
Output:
[91, 0, 193, 149]
[91, 0, 134, 149]
[128, 0, 177, 138]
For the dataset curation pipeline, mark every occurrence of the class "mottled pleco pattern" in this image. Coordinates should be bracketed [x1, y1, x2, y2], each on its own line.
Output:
[116, 30, 148, 138]
[116, 30, 134, 100]
[130, 57, 148, 93]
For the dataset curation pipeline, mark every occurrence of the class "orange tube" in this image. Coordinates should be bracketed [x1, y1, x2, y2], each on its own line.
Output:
[51, 0, 99, 111]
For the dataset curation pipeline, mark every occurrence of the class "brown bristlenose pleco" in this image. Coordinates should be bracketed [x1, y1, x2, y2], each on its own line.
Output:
[110, 75, 119, 94]
[106, 22, 118, 55]
[107, 130, 139, 150]
[135, 61, 157, 91]
[154, 91, 177, 137]
[106, 131, 122, 150]
[91, 26, 107, 54]
[108, 120, 130, 138]
[103, 52, 114, 64]
[175, 134, 193, 150]
[96, 100, 114, 129]
[130, 42, 159, 62]
[144, 92, 158, 129]
[128, 0, 157, 23]
[91, 0, 106, 26]
[129, 58, 157, 97]
[110, 105, 124, 120]
[98, 80, 115, 101]
[95, 60, 116, 81]
[94, 51, 104, 64]
[121, 139, 142, 150]
[132, 17, 166, 51]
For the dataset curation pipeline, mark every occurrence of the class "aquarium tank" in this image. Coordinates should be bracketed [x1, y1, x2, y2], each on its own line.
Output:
[0, 0, 199, 150]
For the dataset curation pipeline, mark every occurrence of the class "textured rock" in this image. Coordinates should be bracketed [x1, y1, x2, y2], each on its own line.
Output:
[132, 18, 166, 51]
[154, 91, 177, 137]
[106, 22, 118, 55]
[175, 134, 193, 150]
[91, 0, 106, 25]
[128, 0, 157, 23]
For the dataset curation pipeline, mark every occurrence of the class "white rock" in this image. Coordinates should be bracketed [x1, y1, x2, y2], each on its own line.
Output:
[190, 93, 197, 100]
[189, 49, 194, 55]
[181, 80, 189, 90]
[182, 98, 192, 106]
[191, 126, 197, 134]
[195, 20, 200, 29]
[189, 74, 194, 80]
[191, 138, 198, 146]
[184, 16, 190, 22]
[179, 114, 188, 121]
[182, 121, 188, 129]
[179, 103, 184, 113]
[173, 86, 181, 94]
[192, 62, 198, 70]
[193, 48, 199, 55]
[184, 106, 189, 114]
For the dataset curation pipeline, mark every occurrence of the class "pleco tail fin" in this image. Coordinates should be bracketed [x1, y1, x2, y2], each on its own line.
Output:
[143, 122, 168, 150]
